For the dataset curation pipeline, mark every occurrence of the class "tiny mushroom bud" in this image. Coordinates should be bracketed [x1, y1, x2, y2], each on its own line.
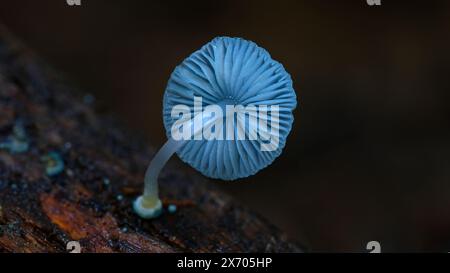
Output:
[42, 152, 65, 177]
[133, 37, 297, 219]
[168, 204, 177, 214]
[0, 123, 29, 154]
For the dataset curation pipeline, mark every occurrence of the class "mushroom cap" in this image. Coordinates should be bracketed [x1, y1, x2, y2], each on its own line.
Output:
[163, 37, 297, 180]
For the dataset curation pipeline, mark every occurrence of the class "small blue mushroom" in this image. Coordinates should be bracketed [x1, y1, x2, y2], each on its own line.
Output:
[0, 123, 29, 154]
[42, 152, 65, 177]
[167, 204, 177, 214]
[134, 37, 297, 219]
[103, 177, 111, 186]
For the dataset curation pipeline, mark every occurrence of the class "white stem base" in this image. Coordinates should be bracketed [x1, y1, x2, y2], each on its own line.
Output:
[133, 196, 163, 219]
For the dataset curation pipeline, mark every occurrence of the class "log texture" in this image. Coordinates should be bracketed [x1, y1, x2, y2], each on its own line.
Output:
[0, 25, 303, 253]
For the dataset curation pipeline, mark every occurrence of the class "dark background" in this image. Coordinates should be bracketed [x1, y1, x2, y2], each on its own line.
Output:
[1, 0, 449, 252]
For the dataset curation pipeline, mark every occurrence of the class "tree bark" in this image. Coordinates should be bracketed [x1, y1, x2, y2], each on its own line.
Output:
[0, 25, 303, 253]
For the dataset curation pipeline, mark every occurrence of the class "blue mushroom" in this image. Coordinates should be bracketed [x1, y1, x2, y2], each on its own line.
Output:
[42, 152, 65, 177]
[167, 204, 177, 214]
[134, 37, 297, 219]
[0, 123, 29, 154]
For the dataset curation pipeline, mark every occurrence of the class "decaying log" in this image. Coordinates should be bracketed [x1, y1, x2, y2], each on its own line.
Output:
[0, 25, 303, 253]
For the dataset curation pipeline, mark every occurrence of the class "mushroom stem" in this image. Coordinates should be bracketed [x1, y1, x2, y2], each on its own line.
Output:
[144, 138, 185, 202]
[133, 138, 185, 219]
[133, 112, 221, 219]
